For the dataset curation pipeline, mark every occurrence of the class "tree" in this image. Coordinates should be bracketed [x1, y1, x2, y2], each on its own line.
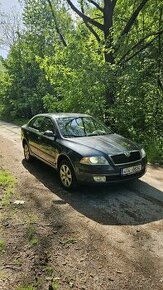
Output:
[66, 0, 162, 62]
[65, 0, 163, 105]
[0, 0, 73, 118]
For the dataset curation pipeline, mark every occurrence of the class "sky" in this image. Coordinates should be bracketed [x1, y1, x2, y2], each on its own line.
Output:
[0, 0, 21, 13]
[0, 0, 22, 57]
[0, 0, 78, 58]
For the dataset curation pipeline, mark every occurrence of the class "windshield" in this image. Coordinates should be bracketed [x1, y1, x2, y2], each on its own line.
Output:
[56, 117, 112, 138]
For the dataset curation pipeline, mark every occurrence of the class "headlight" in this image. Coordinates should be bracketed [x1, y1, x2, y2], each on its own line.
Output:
[140, 148, 146, 158]
[80, 156, 109, 165]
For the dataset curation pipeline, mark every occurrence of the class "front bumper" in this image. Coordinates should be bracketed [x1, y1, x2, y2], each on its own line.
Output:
[75, 158, 147, 184]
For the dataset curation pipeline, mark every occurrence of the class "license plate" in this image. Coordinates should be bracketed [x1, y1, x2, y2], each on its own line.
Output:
[122, 164, 142, 175]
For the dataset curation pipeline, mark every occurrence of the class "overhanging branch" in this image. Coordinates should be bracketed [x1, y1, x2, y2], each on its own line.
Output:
[66, 0, 104, 31]
[47, 0, 67, 47]
[80, 1, 101, 42]
[119, 32, 163, 64]
[121, 0, 149, 36]
[118, 29, 163, 64]
[86, 0, 104, 12]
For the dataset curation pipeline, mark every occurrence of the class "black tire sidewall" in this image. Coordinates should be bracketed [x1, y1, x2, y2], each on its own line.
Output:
[24, 143, 32, 162]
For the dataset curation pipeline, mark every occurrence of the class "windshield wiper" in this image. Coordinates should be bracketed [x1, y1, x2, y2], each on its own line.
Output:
[63, 134, 76, 138]
[87, 131, 107, 136]
[63, 134, 85, 138]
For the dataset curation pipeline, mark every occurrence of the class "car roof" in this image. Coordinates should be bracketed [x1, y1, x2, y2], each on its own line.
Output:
[34, 113, 91, 119]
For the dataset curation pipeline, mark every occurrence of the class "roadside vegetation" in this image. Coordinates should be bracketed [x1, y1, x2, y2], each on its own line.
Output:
[0, 0, 162, 164]
[0, 169, 16, 206]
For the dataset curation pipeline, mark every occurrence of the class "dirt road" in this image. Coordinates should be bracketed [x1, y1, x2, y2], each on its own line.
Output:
[0, 121, 163, 290]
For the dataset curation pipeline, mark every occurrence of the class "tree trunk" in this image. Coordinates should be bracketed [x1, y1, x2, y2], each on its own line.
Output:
[103, 1, 115, 107]
[103, 0, 114, 64]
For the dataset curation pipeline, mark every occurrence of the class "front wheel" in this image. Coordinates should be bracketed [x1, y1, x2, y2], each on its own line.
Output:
[23, 143, 32, 162]
[59, 159, 77, 190]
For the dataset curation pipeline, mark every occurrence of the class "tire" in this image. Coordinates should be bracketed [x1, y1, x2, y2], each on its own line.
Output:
[59, 159, 77, 190]
[23, 142, 32, 162]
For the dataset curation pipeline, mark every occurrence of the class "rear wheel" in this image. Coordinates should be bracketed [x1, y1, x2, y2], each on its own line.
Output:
[59, 159, 77, 190]
[24, 142, 32, 162]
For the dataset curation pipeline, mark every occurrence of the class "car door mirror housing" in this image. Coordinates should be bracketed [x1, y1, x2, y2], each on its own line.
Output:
[43, 130, 56, 138]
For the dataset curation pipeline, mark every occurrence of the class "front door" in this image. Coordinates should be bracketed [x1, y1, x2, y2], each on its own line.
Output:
[27, 116, 45, 157]
[39, 117, 60, 166]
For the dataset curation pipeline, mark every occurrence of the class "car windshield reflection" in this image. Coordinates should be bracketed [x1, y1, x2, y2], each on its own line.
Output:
[57, 117, 111, 138]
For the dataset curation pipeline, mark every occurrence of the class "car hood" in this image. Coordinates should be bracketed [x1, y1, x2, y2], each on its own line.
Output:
[60, 133, 140, 156]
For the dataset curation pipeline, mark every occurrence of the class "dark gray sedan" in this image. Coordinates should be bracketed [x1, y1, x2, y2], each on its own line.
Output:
[21, 113, 147, 189]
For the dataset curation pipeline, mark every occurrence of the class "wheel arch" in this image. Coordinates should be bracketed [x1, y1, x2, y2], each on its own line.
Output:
[57, 154, 76, 172]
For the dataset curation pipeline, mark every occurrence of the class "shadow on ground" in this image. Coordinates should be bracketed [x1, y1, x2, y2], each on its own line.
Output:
[22, 159, 163, 226]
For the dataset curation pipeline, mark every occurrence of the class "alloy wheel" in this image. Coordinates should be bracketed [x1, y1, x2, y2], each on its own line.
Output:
[59, 164, 72, 188]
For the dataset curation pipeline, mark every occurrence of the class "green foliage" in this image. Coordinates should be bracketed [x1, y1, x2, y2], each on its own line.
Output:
[0, 170, 15, 189]
[110, 38, 163, 164]
[11, 118, 29, 126]
[0, 240, 6, 252]
[0, 170, 16, 206]
[16, 286, 36, 290]
[26, 222, 38, 246]
[51, 280, 60, 290]
[0, 38, 53, 119]
[37, 21, 118, 117]
[146, 137, 163, 165]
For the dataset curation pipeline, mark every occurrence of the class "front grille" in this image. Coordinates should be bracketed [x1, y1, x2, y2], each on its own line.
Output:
[111, 151, 141, 165]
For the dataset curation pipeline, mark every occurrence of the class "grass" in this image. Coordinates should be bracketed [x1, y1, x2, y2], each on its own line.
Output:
[0, 170, 16, 257]
[0, 169, 16, 206]
[46, 266, 54, 276]
[26, 223, 38, 246]
[51, 280, 60, 290]
[0, 239, 6, 251]
[16, 285, 36, 290]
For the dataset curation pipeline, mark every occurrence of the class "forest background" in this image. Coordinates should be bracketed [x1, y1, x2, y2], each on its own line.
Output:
[0, 0, 162, 164]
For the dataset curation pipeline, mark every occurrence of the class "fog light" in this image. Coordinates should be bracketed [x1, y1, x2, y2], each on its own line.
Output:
[93, 176, 106, 182]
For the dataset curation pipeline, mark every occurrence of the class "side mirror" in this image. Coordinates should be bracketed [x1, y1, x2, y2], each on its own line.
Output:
[43, 130, 56, 138]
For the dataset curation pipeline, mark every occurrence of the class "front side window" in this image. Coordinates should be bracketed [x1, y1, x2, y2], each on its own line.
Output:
[28, 116, 44, 131]
[42, 118, 55, 133]
[57, 117, 111, 138]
